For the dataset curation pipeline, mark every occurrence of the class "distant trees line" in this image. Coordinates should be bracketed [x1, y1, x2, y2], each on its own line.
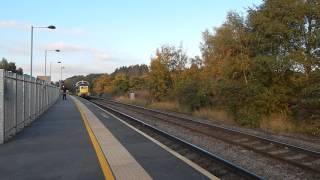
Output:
[0, 58, 23, 75]
[65, 0, 320, 134]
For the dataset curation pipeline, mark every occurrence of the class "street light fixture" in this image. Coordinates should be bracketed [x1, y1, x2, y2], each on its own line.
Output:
[47, 25, 56, 29]
[30, 25, 56, 77]
[57, 61, 63, 87]
[44, 49, 60, 78]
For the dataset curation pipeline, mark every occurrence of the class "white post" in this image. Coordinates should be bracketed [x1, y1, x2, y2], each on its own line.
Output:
[22, 75, 25, 128]
[13, 73, 17, 134]
[0, 69, 5, 144]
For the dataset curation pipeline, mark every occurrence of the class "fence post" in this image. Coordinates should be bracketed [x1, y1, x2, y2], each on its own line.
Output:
[0, 70, 5, 144]
[34, 80, 37, 119]
[22, 75, 25, 128]
[29, 76, 31, 124]
[13, 73, 17, 135]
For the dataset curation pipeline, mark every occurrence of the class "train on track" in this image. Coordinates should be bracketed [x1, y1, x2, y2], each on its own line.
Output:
[75, 80, 90, 98]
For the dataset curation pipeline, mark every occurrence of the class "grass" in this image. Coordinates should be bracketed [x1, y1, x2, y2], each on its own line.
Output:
[193, 107, 236, 125]
[148, 101, 183, 112]
[260, 113, 320, 136]
[260, 113, 295, 133]
[115, 96, 320, 137]
[115, 95, 185, 112]
[115, 96, 148, 106]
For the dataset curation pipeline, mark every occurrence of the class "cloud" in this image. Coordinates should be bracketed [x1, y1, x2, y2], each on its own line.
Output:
[7, 46, 29, 55]
[56, 27, 87, 36]
[93, 52, 109, 61]
[42, 42, 85, 52]
[91, 49, 111, 62]
[0, 40, 111, 63]
[0, 20, 29, 30]
[0, 20, 86, 37]
[0, 43, 29, 56]
[21, 58, 116, 81]
[42, 41, 111, 62]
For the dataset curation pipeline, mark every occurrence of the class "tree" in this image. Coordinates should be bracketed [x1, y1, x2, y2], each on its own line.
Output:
[111, 73, 130, 95]
[92, 74, 112, 95]
[129, 76, 148, 91]
[199, 10, 300, 126]
[0, 58, 23, 75]
[190, 56, 203, 68]
[246, 0, 320, 122]
[155, 45, 188, 73]
[16, 68, 23, 75]
[174, 65, 212, 110]
[248, 0, 320, 77]
[201, 12, 251, 84]
[112, 64, 149, 77]
[148, 57, 172, 101]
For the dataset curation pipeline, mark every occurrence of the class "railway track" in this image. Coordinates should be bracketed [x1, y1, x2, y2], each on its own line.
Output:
[91, 98, 320, 177]
[90, 98, 263, 180]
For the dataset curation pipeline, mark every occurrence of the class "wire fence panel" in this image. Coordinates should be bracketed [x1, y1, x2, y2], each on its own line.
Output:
[25, 77, 31, 125]
[4, 72, 16, 137]
[0, 69, 59, 143]
[16, 74, 24, 131]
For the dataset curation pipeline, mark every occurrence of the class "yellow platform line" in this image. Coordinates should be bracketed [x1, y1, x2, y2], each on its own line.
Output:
[75, 102, 115, 180]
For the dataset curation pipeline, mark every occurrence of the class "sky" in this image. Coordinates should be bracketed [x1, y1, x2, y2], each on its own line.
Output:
[1, 0, 262, 81]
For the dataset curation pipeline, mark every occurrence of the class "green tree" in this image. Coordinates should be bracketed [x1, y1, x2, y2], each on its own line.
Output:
[0, 58, 23, 75]
[129, 76, 148, 91]
[112, 64, 149, 77]
[246, 0, 320, 122]
[248, 0, 320, 77]
[111, 73, 130, 95]
[148, 57, 172, 101]
[175, 65, 212, 110]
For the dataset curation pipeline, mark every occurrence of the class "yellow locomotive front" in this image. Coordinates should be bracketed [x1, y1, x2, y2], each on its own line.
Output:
[75, 81, 90, 97]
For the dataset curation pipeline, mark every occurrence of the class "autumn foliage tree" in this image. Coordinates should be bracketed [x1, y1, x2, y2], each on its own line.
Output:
[81, 0, 319, 132]
[93, 74, 112, 95]
[200, 0, 320, 126]
[149, 56, 172, 101]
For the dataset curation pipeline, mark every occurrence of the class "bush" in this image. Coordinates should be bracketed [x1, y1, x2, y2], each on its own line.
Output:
[174, 67, 212, 111]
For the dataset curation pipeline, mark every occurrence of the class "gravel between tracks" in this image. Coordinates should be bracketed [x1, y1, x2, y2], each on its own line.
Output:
[151, 108, 320, 152]
[106, 103, 320, 180]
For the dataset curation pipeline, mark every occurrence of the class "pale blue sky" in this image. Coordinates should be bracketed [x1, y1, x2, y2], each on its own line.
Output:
[1, 0, 262, 81]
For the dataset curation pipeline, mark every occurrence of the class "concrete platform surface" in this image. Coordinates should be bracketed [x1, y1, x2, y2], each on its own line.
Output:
[77, 97, 212, 180]
[0, 97, 104, 180]
[0, 95, 214, 180]
[73, 96, 152, 180]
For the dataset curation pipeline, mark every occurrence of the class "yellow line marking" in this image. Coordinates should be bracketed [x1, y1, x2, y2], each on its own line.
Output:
[90, 101, 219, 180]
[75, 101, 115, 180]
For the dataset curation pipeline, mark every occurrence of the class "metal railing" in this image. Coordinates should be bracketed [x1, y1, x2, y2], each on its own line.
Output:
[0, 69, 59, 144]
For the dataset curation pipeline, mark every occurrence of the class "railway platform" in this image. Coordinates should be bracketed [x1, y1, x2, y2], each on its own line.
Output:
[0, 96, 216, 180]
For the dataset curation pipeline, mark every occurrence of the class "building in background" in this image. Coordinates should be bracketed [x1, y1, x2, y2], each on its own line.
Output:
[37, 76, 51, 82]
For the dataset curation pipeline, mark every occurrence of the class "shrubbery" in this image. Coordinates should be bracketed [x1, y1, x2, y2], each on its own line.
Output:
[67, 0, 320, 133]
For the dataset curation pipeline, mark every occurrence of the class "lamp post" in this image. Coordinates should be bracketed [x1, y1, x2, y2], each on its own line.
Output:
[44, 49, 59, 78]
[30, 25, 56, 77]
[61, 66, 65, 84]
[57, 61, 64, 87]
[49, 61, 52, 79]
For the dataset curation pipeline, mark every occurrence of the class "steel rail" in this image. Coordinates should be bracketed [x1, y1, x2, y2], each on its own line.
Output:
[108, 99, 320, 155]
[91, 99, 264, 180]
[95, 99, 320, 175]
